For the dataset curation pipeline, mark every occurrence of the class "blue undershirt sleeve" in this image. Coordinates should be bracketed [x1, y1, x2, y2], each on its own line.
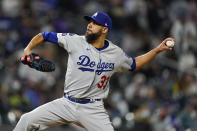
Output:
[41, 32, 58, 44]
[130, 57, 136, 71]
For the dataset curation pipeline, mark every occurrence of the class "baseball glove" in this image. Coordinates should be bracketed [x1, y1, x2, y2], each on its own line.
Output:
[20, 53, 55, 72]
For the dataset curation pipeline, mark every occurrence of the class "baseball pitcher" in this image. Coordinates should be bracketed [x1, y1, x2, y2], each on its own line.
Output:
[14, 11, 174, 131]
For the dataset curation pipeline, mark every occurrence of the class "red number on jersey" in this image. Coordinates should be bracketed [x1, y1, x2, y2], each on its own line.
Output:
[97, 75, 110, 89]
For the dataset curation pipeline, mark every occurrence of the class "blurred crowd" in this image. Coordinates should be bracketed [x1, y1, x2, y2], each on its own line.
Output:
[0, 0, 197, 131]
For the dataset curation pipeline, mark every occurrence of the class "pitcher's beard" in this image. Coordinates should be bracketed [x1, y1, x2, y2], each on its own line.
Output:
[85, 30, 102, 44]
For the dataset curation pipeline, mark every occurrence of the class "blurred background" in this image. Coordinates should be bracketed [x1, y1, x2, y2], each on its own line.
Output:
[0, 0, 197, 131]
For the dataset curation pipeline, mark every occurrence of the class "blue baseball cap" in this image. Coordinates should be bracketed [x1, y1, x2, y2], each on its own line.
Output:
[84, 11, 112, 31]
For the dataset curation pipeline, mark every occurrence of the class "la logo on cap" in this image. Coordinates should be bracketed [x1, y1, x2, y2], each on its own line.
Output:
[93, 12, 98, 17]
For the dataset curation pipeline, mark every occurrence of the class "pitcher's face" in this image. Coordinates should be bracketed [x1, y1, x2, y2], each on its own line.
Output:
[85, 20, 104, 44]
[86, 20, 104, 35]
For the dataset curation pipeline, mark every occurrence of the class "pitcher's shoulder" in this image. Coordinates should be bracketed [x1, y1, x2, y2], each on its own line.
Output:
[78, 35, 86, 40]
[107, 40, 123, 52]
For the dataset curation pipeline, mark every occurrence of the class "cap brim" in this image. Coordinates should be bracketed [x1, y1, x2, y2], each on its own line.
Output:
[84, 16, 92, 21]
[83, 15, 103, 27]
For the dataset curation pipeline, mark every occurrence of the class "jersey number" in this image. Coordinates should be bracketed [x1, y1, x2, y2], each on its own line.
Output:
[97, 75, 110, 89]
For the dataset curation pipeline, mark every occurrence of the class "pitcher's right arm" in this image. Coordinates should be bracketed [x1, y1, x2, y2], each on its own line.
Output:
[24, 33, 44, 55]
[24, 32, 59, 55]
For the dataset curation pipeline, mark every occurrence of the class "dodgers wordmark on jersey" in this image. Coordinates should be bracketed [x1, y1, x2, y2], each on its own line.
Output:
[42, 32, 136, 99]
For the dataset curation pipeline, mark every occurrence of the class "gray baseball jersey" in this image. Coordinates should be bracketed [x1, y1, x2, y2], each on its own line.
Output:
[56, 33, 136, 99]
[13, 32, 136, 131]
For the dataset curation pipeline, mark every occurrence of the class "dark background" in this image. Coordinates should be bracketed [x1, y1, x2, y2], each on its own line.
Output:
[0, 0, 197, 131]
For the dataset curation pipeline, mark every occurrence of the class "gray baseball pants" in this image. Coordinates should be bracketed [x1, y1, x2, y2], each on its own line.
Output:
[13, 97, 114, 131]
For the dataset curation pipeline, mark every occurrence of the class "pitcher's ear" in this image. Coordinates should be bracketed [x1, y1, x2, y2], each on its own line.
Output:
[102, 27, 108, 33]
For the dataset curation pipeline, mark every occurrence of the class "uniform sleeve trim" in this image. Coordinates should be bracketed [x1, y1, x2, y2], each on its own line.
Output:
[130, 57, 136, 71]
[41, 32, 58, 44]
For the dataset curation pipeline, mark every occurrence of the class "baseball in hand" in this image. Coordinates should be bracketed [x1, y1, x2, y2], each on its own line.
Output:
[166, 40, 175, 48]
